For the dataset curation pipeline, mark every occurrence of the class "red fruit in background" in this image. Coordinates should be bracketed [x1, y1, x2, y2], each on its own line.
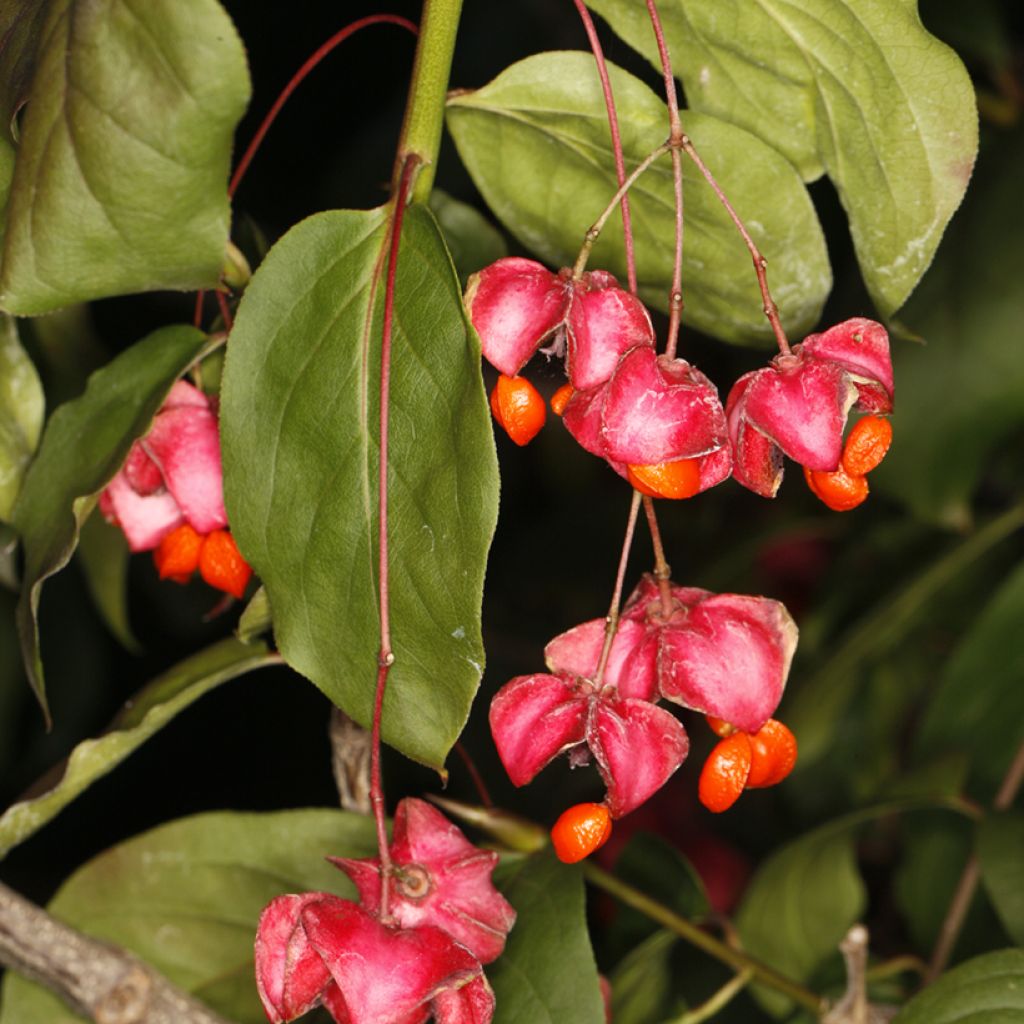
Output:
[490, 374, 546, 446]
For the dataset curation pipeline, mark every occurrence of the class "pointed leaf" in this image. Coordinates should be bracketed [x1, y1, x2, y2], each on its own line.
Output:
[490, 850, 606, 1024]
[0, 809, 379, 1024]
[977, 813, 1024, 948]
[890, 949, 1024, 1023]
[74, 511, 138, 651]
[586, 0, 977, 315]
[10, 325, 212, 717]
[0, 313, 43, 519]
[221, 205, 499, 771]
[0, 0, 251, 314]
[446, 52, 830, 346]
[0, 636, 276, 859]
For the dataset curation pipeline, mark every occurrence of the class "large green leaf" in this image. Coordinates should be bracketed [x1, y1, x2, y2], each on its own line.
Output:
[978, 813, 1024, 948]
[491, 850, 605, 1024]
[0, 0, 251, 315]
[0, 636, 277, 859]
[446, 52, 830, 346]
[735, 814, 868, 1016]
[608, 930, 680, 1024]
[221, 205, 498, 772]
[0, 809, 378, 1024]
[913, 557, 1024, 798]
[891, 948, 1024, 1023]
[586, 0, 977, 316]
[873, 130, 1024, 528]
[11, 325, 212, 718]
[0, 313, 43, 520]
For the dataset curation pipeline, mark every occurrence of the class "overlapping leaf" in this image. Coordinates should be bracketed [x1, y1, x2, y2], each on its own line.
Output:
[447, 52, 830, 345]
[491, 850, 606, 1024]
[0, 0, 251, 314]
[0, 809, 378, 1024]
[220, 204, 498, 771]
[11, 325, 212, 718]
[0, 636, 277, 860]
[891, 948, 1024, 1023]
[0, 314, 43, 520]
[586, 0, 977, 316]
[977, 813, 1024, 948]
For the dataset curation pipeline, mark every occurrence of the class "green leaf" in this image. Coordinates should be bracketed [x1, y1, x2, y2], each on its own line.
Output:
[0, 808, 378, 1024]
[0, 313, 43, 520]
[75, 511, 138, 651]
[913, 556, 1024, 798]
[608, 930, 680, 1024]
[0, 636, 277, 860]
[236, 585, 271, 644]
[978, 814, 1024, 947]
[0, 0, 251, 315]
[11, 324, 212, 718]
[428, 188, 508, 284]
[873, 130, 1024, 528]
[446, 52, 830, 346]
[491, 850, 605, 1024]
[891, 948, 1024, 1023]
[221, 205, 498, 771]
[586, 0, 977, 316]
[0, 0, 47, 138]
[735, 814, 867, 1016]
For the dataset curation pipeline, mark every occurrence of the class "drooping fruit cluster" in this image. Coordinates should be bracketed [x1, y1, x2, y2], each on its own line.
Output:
[255, 798, 515, 1024]
[99, 380, 252, 598]
[489, 574, 798, 859]
[466, 260, 895, 508]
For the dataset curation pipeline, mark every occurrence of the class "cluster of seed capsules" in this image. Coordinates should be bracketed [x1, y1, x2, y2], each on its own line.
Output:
[466, 257, 895, 863]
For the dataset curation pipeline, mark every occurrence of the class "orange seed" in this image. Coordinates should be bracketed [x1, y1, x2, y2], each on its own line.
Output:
[550, 383, 574, 417]
[626, 458, 702, 500]
[842, 415, 893, 477]
[153, 523, 203, 584]
[698, 732, 752, 813]
[804, 464, 870, 512]
[746, 719, 798, 789]
[550, 802, 612, 864]
[490, 374, 546, 446]
[198, 530, 253, 600]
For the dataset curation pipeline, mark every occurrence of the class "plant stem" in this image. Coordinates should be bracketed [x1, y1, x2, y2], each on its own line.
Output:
[645, 0, 686, 358]
[643, 495, 675, 617]
[572, 0, 637, 294]
[594, 491, 643, 686]
[393, 0, 463, 203]
[229, 15, 418, 198]
[583, 862, 826, 1015]
[370, 155, 420, 923]
[927, 737, 1024, 981]
[669, 969, 753, 1024]
[573, 143, 672, 279]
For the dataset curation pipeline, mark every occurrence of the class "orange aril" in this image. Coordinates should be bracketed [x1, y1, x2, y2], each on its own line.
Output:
[698, 732, 752, 813]
[705, 715, 737, 738]
[551, 802, 612, 863]
[153, 523, 203, 584]
[842, 415, 892, 476]
[490, 374, 546, 446]
[746, 719, 798, 789]
[626, 458, 702, 500]
[804, 464, 869, 512]
[550, 383, 574, 417]
[198, 530, 252, 599]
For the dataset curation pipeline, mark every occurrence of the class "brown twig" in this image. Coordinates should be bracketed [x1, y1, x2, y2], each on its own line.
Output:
[0, 880, 233, 1024]
[926, 738, 1024, 981]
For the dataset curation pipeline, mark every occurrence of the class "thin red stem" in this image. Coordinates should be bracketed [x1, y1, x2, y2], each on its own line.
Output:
[229, 15, 418, 198]
[370, 155, 421, 923]
[193, 291, 205, 329]
[215, 291, 234, 332]
[644, 0, 686, 358]
[572, 0, 637, 294]
[594, 491, 642, 687]
[643, 496, 674, 618]
[454, 741, 493, 808]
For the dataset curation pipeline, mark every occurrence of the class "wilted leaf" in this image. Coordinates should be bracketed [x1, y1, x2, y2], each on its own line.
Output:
[0, 809, 378, 1024]
[221, 204, 498, 771]
[491, 850, 606, 1024]
[890, 948, 1024, 1023]
[0, 636, 277, 859]
[11, 325, 212, 718]
[586, 0, 977, 316]
[0, 0, 251, 314]
[0, 313, 43, 520]
[447, 52, 830, 346]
